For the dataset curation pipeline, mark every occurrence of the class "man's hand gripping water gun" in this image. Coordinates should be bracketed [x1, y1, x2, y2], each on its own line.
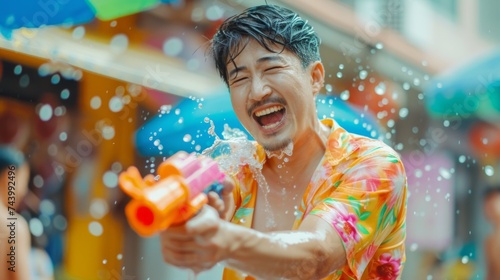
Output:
[118, 151, 227, 237]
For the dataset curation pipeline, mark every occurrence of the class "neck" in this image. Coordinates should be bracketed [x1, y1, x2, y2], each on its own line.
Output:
[264, 119, 329, 179]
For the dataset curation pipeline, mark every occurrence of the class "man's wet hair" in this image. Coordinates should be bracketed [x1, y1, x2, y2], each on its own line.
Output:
[210, 4, 321, 86]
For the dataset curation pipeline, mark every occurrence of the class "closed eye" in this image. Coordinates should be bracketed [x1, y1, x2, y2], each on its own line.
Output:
[231, 77, 248, 85]
[265, 66, 282, 72]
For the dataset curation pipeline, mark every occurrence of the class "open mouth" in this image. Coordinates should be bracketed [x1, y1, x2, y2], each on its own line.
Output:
[253, 105, 286, 130]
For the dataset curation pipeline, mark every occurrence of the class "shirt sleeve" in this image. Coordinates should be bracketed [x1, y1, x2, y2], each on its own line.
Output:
[309, 146, 407, 279]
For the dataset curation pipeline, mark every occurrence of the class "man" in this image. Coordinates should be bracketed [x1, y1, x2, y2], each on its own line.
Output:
[484, 187, 500, 280]
[160, 5, 407, 279]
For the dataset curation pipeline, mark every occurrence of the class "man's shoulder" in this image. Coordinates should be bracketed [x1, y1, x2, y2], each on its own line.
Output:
[346, 132, 401, 161]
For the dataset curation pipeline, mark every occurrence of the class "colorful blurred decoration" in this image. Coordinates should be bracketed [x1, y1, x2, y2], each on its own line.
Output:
[135, 93, 385, 157]
[345, 74, 405, 126]
[425, 50, 500, 122]
[0, 110, 23, 144]
[402, 151, 455, 252]
[468, 121, 500, 159]
[0, 0, 179, 38]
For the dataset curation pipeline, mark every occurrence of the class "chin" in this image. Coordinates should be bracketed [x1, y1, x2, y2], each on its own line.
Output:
[261, 138, 292, 152]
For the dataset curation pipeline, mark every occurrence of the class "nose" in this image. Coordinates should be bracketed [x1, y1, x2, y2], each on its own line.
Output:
[249, 77, 271, 101]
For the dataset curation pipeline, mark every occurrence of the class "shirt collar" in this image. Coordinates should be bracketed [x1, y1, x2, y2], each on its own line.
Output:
[321, 118, 360, 166]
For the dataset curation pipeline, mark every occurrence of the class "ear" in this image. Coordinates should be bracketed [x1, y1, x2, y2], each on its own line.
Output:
[310, 61, 325, 96]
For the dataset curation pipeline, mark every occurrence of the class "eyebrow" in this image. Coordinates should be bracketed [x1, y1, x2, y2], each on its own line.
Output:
[228, 55, 286, 80]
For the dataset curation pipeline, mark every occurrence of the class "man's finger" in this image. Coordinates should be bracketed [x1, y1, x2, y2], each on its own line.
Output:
[185, 206, 219, 236]
[207, 191, 225, 214]
[220, 176, 235, 196]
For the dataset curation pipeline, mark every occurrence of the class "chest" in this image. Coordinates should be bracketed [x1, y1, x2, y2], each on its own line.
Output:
[251, 167, 317, 232]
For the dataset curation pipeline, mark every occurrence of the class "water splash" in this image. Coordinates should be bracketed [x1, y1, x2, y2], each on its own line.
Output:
[265, 142, 293, 160]
[202, 123, 278, 229]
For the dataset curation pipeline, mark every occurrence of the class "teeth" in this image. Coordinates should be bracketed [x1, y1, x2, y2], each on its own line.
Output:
[255, 105, 283, 117]
[262, 122, 281, 130]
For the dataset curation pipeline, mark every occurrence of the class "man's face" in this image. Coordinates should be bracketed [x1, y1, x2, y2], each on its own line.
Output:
[226, 39, 324, 151]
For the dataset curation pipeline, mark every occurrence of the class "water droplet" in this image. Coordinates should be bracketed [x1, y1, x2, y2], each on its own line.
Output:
[359, 70, 368, 80]
[89, 221, 103, 236]
[19, 74, 30, 88]
[59, 132, 67, 141]
[485, 165, 494, 176]
[403, 82, 410, 90]
[110, 34, 129, 53]
[61, 89, 70, 99]
[38, 104, 53, 121]
[14, 65, 22, 75]
[90, 96, 101, 109]
[183, 134, 192, 142]
[103, 171, 118, 188]
[90, 198, 109, 219]
[103, 259, 108, 264]
[109, 96, 124, 112]
[375, 82, 386, 95]
[409, 243, 418, 252]
[206, 5, 224, 21]
[72, 26, 85, 39]
[33, 175, 44, 188]
[340, 90, 350, 100]
[117, 254, 123, 260]
[325, 84, 333, 92]
[163, 37, 183, 57]
[51, 74, 60, 84]
[439, 168, 451, 179]
[102, 126, 115, 140]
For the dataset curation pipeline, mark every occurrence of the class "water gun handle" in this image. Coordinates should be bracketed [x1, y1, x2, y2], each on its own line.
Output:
[118, 151, 225, 237]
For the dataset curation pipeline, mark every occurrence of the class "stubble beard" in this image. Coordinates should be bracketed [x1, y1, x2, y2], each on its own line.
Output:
[262, 137, 292, 152]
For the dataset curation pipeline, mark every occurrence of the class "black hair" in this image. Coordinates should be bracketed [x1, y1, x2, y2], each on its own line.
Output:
[0, 146, 26, 173]
[210, 4, 321, 86]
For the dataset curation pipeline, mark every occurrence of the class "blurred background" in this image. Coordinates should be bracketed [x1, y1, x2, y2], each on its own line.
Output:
[0, 0, 499, 279]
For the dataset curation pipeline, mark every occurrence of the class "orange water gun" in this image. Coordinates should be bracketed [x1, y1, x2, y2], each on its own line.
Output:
[118, 151, 226, 237]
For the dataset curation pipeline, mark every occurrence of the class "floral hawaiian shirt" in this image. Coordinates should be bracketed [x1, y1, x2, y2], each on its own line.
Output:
[222, 118, 408, 280]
